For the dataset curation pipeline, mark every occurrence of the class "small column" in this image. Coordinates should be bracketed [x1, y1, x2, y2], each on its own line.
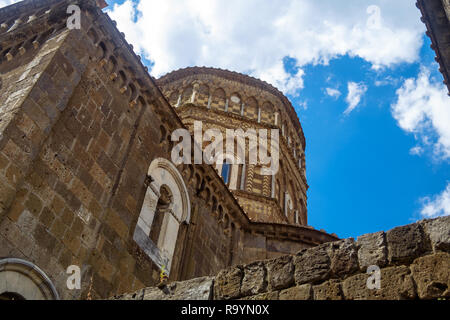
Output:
[229, 164, 239, 190]
[271, 175, 275, 198]
[240, 163, 246, 190]
[190, 86, 197, 103]
[207, 95, 212, 109]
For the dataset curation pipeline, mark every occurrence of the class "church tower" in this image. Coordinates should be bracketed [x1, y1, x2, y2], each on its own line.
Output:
[157, 68, 308, 226]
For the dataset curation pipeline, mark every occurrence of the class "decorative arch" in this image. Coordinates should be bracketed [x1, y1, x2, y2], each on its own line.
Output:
[134, 158, 191, 275]
[0, 258, 59, 300]
[229, 92, 242, 115]
[243, 96, 258, 120]
[211, 88, 226, 112]
[196, 83, 210, 107]
[181, 85, 194, 105]
[261, 101, 274, 124]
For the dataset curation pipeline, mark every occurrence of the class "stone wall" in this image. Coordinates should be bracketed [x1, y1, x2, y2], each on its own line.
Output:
[113, 216, 450, 300]
[0, 0, 338, 300]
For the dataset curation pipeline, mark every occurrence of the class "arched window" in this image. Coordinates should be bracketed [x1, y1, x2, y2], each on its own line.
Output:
[134, 158, 190, 275]
[243, 97, 258, 120]
[211, 88, 226, 111]
[229, 93, 241, 115]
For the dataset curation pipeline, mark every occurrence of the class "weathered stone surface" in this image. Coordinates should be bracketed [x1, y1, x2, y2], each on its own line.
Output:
[119, 277, 214, 300]
[279, 284, 312, 300]
[214, 266, 243, 300]
[266, 255, 294, 290]
[169, 276, 214, 300]
[327, 238, 359, 277]
[386, 223, 431, 265]
[411, 253, 450, 299]
[111, 288, 145, 300]
[141, 286, 169, 300]
[342, 266, 416, 300]
[294, 244, 331, 285]
[240, 291, 279, 300]
[312, 279, 343, 300]
[421, 216, 450, 252]
[357, 231, 387, 269]
[241, 261, 267, 297]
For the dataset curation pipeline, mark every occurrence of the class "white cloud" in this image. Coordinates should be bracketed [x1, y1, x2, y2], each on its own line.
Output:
[326, 87, 341, 99]
[0, 0, 19, 8]
[420, 182, 450, 218]
[391, 67, 450, 160]
[374, 75, 400, 87]
[344, 82, 367, 114]
[106, 0, 425, 95]
[409, 146, 424, 156]
[298, 100, 308, 110]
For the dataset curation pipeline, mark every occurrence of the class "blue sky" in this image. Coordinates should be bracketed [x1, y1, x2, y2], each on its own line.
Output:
[3, 0, 447, 239]
[296, 36, 449, 238]
[102, 0, 449, 239]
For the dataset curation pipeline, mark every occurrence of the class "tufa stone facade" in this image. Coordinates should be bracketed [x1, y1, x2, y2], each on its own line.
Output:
[113, 216, 450, 300]
[0, 0, 337, 300]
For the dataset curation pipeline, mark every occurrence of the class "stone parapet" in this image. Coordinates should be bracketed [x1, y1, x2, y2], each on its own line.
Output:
[112, 216, 450, 300]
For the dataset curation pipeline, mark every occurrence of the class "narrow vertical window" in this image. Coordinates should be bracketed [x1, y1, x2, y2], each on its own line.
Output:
[221, 161, 231, 184]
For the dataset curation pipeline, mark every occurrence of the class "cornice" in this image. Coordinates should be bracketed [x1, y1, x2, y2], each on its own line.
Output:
[416, 0, 450, 94]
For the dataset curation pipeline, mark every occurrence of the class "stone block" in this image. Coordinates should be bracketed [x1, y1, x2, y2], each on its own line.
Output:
[240, 291, 279, 300]
[313, 279, 343, 300]
[411, 253, 450, 299]
[112, 288, 145, 300]
[266, 255, 294, 290]
[294, 244, 331, 285]
[279, 284, 312, 300]
[357, 231, 387, 270]
[214, 266, 243, 300]
[327, 238, 359, 278]
[167, 276, 214, 300]
[241, 261, 267, 297]
[0, 179, 15, 212]
[342, 266, 416, 300]
[25, 193, 43, 217]
[386, 222, 431, 265]
[139, 276, 214, 300]
[421, 216, 450, 252]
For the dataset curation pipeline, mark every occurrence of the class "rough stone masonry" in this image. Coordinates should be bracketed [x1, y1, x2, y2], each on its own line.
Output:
[113, 216, 450, 300]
